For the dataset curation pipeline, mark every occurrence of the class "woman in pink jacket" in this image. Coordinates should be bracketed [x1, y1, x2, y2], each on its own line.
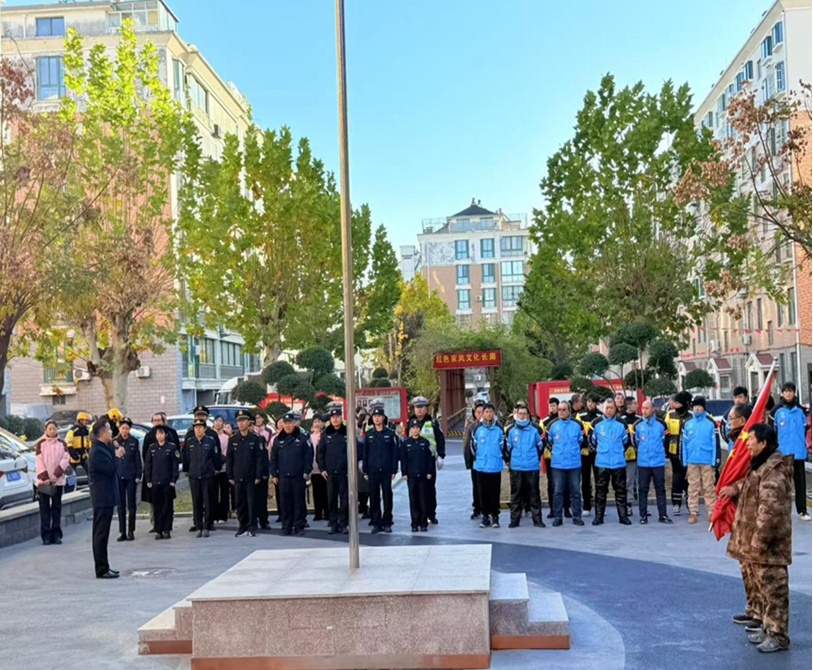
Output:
[35, 420, 71, 545]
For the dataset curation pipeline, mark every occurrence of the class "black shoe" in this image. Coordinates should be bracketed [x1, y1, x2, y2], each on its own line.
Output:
[97, 571, 119, 579]
[532, 520, 546, 528]
[592, 517, 604, 526]
[640, 517, 648, 525]
[430, 517, 438, 525]
[276, 516, 282, 523]
[282, 530, 292, 536]
[294, 529, 305, 536]
[508, 521, 520, 528]
[203, 530, 210, 538]
[573, 518, 585, 526]
[552, 519, 563, 527]
[164, 532, 171, 539]
[658, 516, 673, 524]
[745, 621, 764, 633]
[733, 613, 761, 626]
[368, 519, 375, 526]
[117, 534, 127, 542]
[384, 525, 392, 534]
[328, 526, 338, 535]
[196, 530, 203, 538]
[155, 533, 163, 540]
[147, 528, 155, 534]
[42, 539, 52, 546]
[52, 538, 63, 545]
[564, 510, 572, 519]
[619, 517, 632, 526]
[304, 522, 310, 529]
[479, 518, 491, 528]
[372, 526, 384, 534]
[235, 530, 247, 538]
[491, 517, 500, 529]
[341, 527, 349, 534]
[260, 524, 271, 531]
[420, 526, 428, 532]
[470, 512, 481, 520]
[189, 526, 198, 532]
[126, 533, 134, 541]
[546, 511, 555, 519]
[411, 526, 419, 532]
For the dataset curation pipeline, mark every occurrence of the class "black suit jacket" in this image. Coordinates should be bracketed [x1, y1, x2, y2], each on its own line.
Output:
[88, 439, 119, 508]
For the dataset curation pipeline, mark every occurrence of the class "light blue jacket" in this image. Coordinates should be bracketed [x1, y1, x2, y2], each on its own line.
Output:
[590, 417, 629, 470]
[681, 412, 718, 466]
[773, 403, 808, 460]
[547, 417, 584, 470]
[473, 421, 505, 474]
[505, 420, 543, 472]
[633, 416, 668, 468]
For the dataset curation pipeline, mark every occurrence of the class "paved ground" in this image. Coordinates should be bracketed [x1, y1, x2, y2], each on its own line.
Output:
[0, 439, 809, 670]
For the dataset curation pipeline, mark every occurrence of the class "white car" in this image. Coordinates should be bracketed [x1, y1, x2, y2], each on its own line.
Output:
[0, 428, 36, 509]
[474, 391, 490, 404]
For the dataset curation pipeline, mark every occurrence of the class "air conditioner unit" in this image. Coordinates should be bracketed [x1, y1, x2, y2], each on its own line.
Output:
[212, 123, 221, 138]
[742, 334, 752, 345]
[136, 366, 151, 379]
[73, 369, 91, 382]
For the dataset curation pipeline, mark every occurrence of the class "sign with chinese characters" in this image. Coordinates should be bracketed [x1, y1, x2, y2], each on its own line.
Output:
[432, 350, 501, 369]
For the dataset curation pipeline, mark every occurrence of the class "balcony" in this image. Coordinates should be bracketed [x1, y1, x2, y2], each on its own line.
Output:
[197, 363, 218, 379]
[220, 365, 245, 379]
[43, 365, 72, 384]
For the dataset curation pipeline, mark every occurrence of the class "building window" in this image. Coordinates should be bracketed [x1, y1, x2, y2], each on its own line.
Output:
[772, 21, 783, 46]
[220, 341, 244, 368]
[189, 77, 209, 116]
[199, 338, 216, 365]
[779, 353, 786, 383]
[762, 75, 774, 101]
[482, 288, 497, 309]
[501, 260, 524, 283]
[743, 60, 754, 80]
[172, 59, 187, 107]
[482, 313, 498, 326]
[768, 321, 774, 345]
[736, 72, 745, 91]
[761, 35, 773, 59]
[482, 263, 495, 284]
[456, 314, 471, 328]
[502, 311, 515, 327]
[501, 285, 522, 307]
[457, 289, 471, 311]
[756, 298, 763, 330]
[777, 301, 784, 327]
[454, 240, 469, 260]
[456, 264, 470, 285]
[745, 302, 753, 330]
[52, 394, 67, 406]
[36, 56, 65, 101]
[716, 94, 727, 118]
[704, 111, 714, 128]
[790, 351, 798, 384]
[480, 238, 495, 259]
[724, 329, 730, 351]
[36, 16, 65, 37]
[246, 353, 262, 373]
[787, 288, 796, 324]
[776, 61, 786, 92]
[500, 236, 524, 257]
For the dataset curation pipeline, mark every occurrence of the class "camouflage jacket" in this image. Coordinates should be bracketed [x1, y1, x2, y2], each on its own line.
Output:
[726, 451, 794, 566]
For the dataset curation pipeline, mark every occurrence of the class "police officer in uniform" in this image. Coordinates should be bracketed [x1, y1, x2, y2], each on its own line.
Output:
[66, 411, 93, 482]
[144, 426, 180, 540]
[185, 419, 222, 538]
[227, 410, 264, 538]
[253, 424, 272, 531]
[183, 405, 222, 532]
[318, 405, 351, 535]
[363, 405, 401, 534]
[401, 418, 434, 532]
[142, 413, 179, 533]
[409, 397, 445, 524]
[271, 412, 312, 536]
[114, 418, 142, 542]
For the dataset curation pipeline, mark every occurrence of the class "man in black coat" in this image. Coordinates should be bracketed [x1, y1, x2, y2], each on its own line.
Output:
[227, 410, 264, 538]
[88, 420, 120, 579]
[318, 405, 351, 535]
[115, 418, 142, 542]
[272, 412, 312, 536]
[141, 412, 179, 532]
[362, 406, 401, 534]
[185, 419, 222, 538]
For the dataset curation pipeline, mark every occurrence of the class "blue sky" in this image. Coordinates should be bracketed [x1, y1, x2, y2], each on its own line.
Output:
[10, 0, 776, 250]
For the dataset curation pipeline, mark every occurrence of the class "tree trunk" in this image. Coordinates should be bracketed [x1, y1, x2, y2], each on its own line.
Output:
[0, 330, 11, 412]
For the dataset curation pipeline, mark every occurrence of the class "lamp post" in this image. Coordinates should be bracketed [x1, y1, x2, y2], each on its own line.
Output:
[334, 0, 359, 571]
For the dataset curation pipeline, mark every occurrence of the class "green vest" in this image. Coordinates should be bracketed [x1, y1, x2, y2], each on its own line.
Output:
[420, 420, 437, 456]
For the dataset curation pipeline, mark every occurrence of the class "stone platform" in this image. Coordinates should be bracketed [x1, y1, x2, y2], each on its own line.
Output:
[138, 544, 570, 669]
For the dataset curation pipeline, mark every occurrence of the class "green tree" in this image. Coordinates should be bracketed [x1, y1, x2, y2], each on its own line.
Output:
[643, 377, 677, 398]
[609, 343, 638, 386]
[263, 360, 296, 386]
[578, 352, 610, 378]
[647, 340, 679, 378]
[683, 369, 716, 391]
[357, 224, 401, 349]
[40, 23, 198, 411]
[234, 381, 267, 406]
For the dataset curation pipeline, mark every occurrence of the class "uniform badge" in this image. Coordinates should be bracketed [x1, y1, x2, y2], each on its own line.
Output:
[175, 450, 181, 458]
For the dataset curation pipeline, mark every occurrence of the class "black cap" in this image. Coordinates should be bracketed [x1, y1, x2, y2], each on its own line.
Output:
[371, 406, 386, 417]
[235, 409, 253, 422]
[328, 406, 343, 417]
[283, 412, 297, 422]
[193, 418, 207, 427]
[194, 404, 210, 416]
[692, 395, 707, 410]
[408, 418, 423, 429]
[120, 417, 133, 427]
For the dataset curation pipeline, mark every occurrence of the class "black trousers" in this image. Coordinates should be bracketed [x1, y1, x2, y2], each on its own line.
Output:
[669, 456, 688, 507]
[594, 467, 628, 521]
[214, 472, 230, 522]
[234, 480, 256, 533]
[510, 470, 541, 524]
[92, 506, 114, 576]
[152, 484, 175, 534]
[311, 473, 328, 520]
[545, 457, 570, 513]
[793, 458, 808, 515]
[117, 478, 137, 536]
[407, 477, 431, 527]
[254, 478, 269, 528]
[581, 452, 595, 512]
[427, 458, 438, 520]
[477, 471, 502, 518]
[638, 466, 667, 518]
[280, 476, 307, 533]
[327, 474, 349, 530]
[470, 468, 481, 515]
[369, 472, 394, 527]
[189, 477, 215, 531]
[38, 486, 63, 543]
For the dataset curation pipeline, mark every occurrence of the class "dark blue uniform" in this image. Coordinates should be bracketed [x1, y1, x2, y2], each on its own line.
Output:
[362, 426, 400, 531]
[145, 442, 180, 536]
[226, 430, 264, 535]
[271, 429, 312, 535]
[114, 434, 141, 539]
[185, 434, 222, 533]
[401, 436, 434, 531]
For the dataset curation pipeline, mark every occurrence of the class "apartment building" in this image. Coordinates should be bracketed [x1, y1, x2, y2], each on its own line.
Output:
[1, 0, 258, 421]
[680, 0, 812, 402]
[418, 200, 532, 329]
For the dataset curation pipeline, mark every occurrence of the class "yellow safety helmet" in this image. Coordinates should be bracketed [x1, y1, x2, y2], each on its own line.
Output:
[107, 407, 123, 421]
[77, 411, 93, 422]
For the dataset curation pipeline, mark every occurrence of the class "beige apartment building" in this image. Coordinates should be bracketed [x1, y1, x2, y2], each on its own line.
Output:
[1, 0, 259, 421]
[418, 200, 532, 329]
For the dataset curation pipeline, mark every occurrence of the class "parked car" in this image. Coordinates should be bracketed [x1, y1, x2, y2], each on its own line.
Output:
[474, 390, 489, 404]
[0, 428, 36, 509]
[166, 415, 214, 448]
[203, 405, 253, 429]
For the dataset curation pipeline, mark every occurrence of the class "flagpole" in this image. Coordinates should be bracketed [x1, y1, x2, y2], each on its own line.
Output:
[334, 0, 360, 571]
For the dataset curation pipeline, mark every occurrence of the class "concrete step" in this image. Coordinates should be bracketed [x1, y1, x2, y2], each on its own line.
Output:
[174, 599, 193, 640]
[137, 599, 193, 655]
[489, 572, 530, 638]
[526, 588, 570, 645]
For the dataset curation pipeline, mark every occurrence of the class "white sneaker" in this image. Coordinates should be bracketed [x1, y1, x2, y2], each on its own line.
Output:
[582, 509, 592, 517]
[799, 513, 811, 521]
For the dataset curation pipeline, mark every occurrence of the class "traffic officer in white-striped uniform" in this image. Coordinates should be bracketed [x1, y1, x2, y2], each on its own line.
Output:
[408, 397, 446, 525]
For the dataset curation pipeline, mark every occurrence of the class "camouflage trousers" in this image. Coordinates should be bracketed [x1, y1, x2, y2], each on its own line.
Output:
[686, 464, 716, 517]
[740, 561, 790, 646]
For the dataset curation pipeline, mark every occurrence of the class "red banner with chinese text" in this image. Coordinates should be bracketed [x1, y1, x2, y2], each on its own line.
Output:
[432, 350, 501, 369]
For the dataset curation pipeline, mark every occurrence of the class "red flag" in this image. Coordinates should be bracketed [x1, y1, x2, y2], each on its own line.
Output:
[710, 363, 776, 540]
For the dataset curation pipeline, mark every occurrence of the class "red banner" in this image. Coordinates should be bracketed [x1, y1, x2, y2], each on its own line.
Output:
[433, 349, 501, 369]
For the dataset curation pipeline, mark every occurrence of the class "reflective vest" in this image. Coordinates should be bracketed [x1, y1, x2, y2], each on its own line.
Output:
[420, 420, 437, 457]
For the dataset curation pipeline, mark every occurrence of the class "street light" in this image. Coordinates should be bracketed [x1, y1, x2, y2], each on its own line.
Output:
[334, 0, 359, 571]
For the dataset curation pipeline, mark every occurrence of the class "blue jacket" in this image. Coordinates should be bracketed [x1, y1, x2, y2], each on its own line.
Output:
[681, 412, 719, 466]
[473, 421, 505, 474]
[546, 417, 584, 470]
[505, 420, 543, 471]
[590, 417, 629, 470]
[632, 416, 669, 468]
[772, 402, 808, 459]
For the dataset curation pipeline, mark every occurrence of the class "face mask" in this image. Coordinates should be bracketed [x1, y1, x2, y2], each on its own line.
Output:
[693, 410, 705, 419]
[515, 419, 529, 428]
